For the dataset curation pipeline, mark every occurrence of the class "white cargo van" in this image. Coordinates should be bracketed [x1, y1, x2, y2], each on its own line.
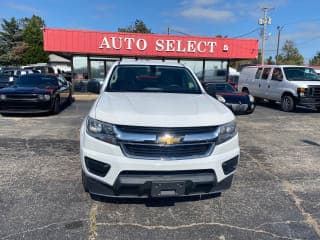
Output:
[238, 65, 320, 112]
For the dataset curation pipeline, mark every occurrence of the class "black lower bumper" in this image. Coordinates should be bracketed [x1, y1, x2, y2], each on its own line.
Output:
[298, 97, 320, 107]
[225, 102, 255, 114]
[0, 101, 52, 114]
[85, 170, 234, 198]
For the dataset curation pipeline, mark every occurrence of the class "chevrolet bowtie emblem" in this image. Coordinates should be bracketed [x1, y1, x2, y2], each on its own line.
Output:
[158, 134, 182, 145]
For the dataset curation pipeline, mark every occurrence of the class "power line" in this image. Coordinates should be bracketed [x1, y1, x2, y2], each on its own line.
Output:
[167, 27, 190, 36]
[280, 17, 320, 27]
[295, 35, 320, 46]
[232, 28, 260, 38]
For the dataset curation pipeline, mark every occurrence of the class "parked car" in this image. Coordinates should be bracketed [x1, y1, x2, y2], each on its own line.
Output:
[238, 65, 320, 112]
[196, 67, 240, 85]
[23, 65, 55, 74]
[87, 78, 104, 93]
[203, 82, 255, 114]
[196, 69, 227, 82]
[80, 60, 240, 198]
[0, 72, 16, 89]
[0, 74, 72, 114]
[0, 68, 40, 88]
[228, 75, 239, 90]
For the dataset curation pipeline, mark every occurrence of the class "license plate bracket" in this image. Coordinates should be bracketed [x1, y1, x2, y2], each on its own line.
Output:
[151, 181, 185, 197]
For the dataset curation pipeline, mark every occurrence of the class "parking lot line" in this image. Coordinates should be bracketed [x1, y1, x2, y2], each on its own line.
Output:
[89, 202, 98, 240]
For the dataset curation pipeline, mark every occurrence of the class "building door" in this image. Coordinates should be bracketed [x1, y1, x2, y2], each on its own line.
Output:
[90, 60, 105, 80]
[89, 60, 116, 81]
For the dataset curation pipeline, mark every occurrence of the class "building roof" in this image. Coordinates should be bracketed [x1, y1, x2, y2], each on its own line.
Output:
[49, 54, 70, 63]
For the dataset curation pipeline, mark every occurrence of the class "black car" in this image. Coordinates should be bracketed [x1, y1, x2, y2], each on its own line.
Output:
[0, 68, 40, 88]
[0, 73, 16, 89]
[0, 74, 72, 114]
[203, 82, 255, 114]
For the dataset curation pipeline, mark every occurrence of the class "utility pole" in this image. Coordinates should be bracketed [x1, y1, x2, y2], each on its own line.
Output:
[258, 6, 273, 65]
[275, 26, 284, 64]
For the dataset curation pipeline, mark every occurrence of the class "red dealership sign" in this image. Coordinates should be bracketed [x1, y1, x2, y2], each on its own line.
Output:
[43, 28, 258, 59]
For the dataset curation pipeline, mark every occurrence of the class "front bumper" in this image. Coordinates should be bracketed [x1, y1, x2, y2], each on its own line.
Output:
[84, 170, 234, 198]
[80, 124, 240, 198]
[297, 97, 320, 107]
[225, 102, 255, 113]
[0, 100, 52, 113]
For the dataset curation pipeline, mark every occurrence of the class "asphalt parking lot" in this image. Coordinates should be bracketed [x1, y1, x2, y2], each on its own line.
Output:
[0, 99, 320, 240]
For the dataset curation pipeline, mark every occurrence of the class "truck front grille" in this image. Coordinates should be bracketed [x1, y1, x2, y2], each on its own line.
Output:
[311, 87, 320, 97]
[116, 125, 218, 160]
[122, 143, 213, 159]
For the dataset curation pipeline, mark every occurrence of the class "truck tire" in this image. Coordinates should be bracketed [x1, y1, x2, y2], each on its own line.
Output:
[242, 88, 249, 94]
[281, 94, 296, 112]
[52, 96, 61, 114]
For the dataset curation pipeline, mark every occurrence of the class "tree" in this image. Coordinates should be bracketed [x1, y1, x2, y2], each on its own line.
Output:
[266, 56, 275, 65]
[276, 40, 304, 65]
[118, 19, 151, 33]
[0, 17, 23, 65]
[309, 52, 320, 66]
[22, 15, 48, 64]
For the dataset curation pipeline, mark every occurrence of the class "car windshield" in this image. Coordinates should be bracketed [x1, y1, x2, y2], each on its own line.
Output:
[207, 83, 236, 93]
[106, 65, 202, 94]
[14, 75, 58, 88]
[283, 67, 320, 81]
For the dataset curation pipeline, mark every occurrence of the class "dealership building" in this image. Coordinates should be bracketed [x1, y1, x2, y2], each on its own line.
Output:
[43, 28, 258, 92]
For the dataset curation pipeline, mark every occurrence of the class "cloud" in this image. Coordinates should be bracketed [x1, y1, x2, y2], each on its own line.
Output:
[95, 4, 113, 11]
[6, 2, 39, 14]
[181, 7, 233, 21]
[179, 0, 233, 22]
[280, 22, 320, 43]
[194, 0, 220, 6]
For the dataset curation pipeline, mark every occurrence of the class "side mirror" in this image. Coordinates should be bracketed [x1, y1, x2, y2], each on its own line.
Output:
[87, 80, 101, 94]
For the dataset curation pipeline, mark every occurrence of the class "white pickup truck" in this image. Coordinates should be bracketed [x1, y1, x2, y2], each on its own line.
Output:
[80, 60, 239, 198]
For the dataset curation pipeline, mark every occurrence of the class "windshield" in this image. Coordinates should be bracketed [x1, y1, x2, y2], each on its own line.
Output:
[106, 65, 202, 94]
[283, 67, 320, 81]
[14, 75, 58, 88]
[206, 83, 236, 94]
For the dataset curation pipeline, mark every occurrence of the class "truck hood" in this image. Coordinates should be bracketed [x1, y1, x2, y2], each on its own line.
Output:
[291, 81, 320, 87]
[92, 92, 234, 127]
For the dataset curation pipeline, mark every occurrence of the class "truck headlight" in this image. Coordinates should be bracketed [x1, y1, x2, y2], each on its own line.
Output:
[297, 88, 307, 97]
[216, 120, 237, 145]
[86, 117, 117, 145]
[0, 94, 6, 100]
[216, 95, 226, 103]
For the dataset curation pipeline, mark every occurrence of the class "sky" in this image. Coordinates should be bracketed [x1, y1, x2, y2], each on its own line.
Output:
[0, 0, 320, 63]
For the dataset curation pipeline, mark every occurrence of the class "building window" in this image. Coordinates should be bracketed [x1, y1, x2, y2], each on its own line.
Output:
[73, 56, 89, 92]
[202, 60, 228, 82]
[180, 59, 204, 80]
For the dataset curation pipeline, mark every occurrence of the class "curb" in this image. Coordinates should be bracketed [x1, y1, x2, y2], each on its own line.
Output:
[73, 94, 98, 101]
